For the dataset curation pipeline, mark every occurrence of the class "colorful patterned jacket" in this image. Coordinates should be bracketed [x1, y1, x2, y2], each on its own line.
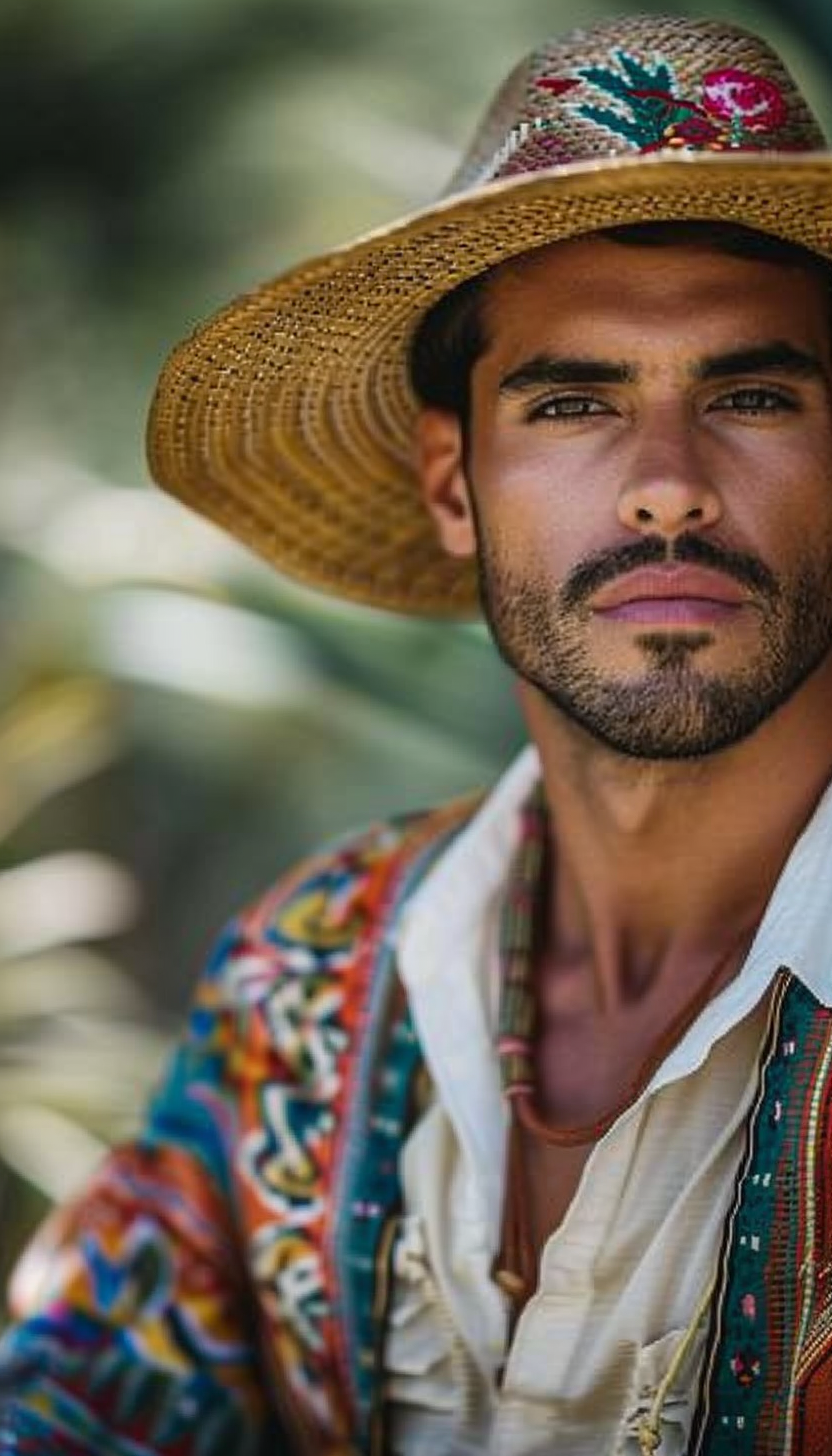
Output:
[2, 794, 832, 1456]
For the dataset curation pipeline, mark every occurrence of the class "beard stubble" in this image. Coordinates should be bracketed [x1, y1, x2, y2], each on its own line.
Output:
[476, 528, 832, 760]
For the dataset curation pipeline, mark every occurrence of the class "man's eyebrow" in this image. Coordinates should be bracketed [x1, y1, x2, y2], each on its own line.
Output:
[695, 342, 826, 382]
[498, 355, 637, 395]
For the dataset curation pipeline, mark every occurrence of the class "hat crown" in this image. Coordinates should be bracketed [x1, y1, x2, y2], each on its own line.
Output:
[448, 14, 826, 193]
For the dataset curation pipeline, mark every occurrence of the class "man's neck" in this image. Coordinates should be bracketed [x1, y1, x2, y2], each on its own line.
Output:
[521, 662, 832, 1017]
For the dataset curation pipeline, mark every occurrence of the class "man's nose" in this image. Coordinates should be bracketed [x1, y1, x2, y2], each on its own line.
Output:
[616, 419, 722, 538]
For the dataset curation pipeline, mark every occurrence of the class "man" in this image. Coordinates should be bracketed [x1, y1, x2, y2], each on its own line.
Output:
[2, 11, 832, 1455]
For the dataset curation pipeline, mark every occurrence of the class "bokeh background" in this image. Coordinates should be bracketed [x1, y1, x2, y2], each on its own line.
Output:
[1, 0, 831, 1312]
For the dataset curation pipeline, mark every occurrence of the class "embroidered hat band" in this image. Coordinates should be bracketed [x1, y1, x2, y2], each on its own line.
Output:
[147, 14, 832, 618]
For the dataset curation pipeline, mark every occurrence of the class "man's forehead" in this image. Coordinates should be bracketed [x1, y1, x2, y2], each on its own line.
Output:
[478, 235, 831, 361]
[487, 230, 809, 295]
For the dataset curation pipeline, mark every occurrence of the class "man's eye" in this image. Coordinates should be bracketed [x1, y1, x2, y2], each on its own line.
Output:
[527, 394, 611, 422]
[709, 386, 798, 415]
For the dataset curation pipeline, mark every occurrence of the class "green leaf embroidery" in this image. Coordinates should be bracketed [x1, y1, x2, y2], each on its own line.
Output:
[579, 64, 636, 103]
[616, 50, 676, 95]
[576, 49, 687, 148]
[577, 103, 647, 147]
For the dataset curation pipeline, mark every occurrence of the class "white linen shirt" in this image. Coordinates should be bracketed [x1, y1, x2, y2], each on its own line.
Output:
[383, 745, 832, 1456]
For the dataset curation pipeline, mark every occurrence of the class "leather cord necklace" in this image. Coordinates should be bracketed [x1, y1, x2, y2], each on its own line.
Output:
[491, 784, 754, 1446]
[494, 930, 744, 1308]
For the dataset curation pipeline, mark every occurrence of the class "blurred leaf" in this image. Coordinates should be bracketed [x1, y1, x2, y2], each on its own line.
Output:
[0, 852, 139, 957]
[0, 1017, 171, 1138]
[0, 679, 120, 838]
[0, 1106, 108, 1205]
[0, 947, 151, 1020]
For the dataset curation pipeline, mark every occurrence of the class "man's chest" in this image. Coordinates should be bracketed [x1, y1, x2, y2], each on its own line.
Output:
[515, 1130, 595, 1269]
[385, 999, 769, 1450]
[510, 998, 690, 1270]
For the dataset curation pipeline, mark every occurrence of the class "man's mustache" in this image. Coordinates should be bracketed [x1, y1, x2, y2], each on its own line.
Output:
[561, 531, 780, 612]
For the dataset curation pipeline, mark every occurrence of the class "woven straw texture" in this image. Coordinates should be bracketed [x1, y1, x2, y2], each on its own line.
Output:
[147, 14, 832, 618]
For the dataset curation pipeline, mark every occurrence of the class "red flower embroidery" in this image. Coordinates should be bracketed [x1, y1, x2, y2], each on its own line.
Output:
[730, 1349, 762, 1386]
[741, 1292, 757, 1320]
[535, 76, 581, 96]
[701, 68, 787, 132]
[667, 114, 723, 146]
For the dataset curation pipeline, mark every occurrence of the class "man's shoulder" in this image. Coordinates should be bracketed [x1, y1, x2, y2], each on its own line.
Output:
[204, 787, 484, 1002]
[259, 789, 480, 927]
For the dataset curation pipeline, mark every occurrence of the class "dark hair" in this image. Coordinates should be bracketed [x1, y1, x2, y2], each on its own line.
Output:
[407, 221, 832, 423]
[408, 270, 489, 423]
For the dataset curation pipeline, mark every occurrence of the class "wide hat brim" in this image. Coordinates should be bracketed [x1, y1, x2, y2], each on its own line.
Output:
[147, 150, 832, 619]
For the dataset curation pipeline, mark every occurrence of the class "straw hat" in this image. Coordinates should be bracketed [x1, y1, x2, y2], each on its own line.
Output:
[147, 13, 832, 619]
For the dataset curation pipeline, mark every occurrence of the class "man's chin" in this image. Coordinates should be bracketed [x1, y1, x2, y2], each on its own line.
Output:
[533, 681, 769, 761]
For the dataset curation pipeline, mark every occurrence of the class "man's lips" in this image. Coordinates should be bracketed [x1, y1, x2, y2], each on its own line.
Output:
[590, 565, 750, 613]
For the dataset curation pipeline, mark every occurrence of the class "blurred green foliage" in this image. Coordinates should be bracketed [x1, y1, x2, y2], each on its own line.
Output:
[1, 0, 830, 1314]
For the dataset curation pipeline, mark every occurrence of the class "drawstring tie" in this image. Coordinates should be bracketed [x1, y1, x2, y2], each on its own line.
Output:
[637, 1275, 716, 1454]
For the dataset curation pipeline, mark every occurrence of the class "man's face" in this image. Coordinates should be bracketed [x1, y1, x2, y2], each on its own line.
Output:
[455, 235, 832, 760]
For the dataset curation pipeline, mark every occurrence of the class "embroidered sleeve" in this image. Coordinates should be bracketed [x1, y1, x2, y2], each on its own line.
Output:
[0, 805, 463, 1456]
[0, 918, 275, 1456]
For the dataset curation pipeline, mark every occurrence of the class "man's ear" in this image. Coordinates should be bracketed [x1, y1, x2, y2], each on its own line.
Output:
[414, 408, 477, 559]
